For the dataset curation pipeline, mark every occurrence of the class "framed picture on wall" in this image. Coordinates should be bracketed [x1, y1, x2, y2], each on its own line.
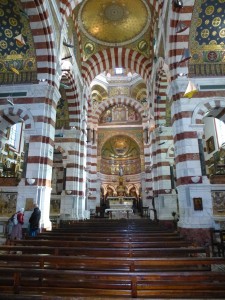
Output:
[206, 136, 215, 154]
[25, 198, 34, 211]
[193, 197, 203, 211]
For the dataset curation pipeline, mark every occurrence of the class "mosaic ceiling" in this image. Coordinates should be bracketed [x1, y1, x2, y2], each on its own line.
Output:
[101, 135, 140, 160]
[189, 0, 225, 76]
[0, 0, 37, 84]
[74, 0, 153, 60]
[100, 135, 141, 175]
[78, 0, 150, 46]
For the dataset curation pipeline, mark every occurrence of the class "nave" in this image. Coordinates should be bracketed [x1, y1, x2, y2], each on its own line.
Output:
[0, 219, 225, 299]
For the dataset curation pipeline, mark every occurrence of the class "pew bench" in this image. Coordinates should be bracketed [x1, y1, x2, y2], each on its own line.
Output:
[13, 239, 192, 249]
[0, 245, 209, 257]
[1, 268, 225, 298]
[0, 255, 221, 272]
[32, 234, 185, 242]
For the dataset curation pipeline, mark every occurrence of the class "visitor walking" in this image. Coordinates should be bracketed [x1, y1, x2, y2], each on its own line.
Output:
[29, 204, 41, 237]
[10, 208, 24, 241]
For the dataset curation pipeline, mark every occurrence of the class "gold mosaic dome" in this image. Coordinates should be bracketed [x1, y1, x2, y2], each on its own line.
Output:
[78, 0, 151, 46]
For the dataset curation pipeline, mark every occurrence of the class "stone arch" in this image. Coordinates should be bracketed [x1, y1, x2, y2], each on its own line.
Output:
[60, 0, 83, 17]
[166, 1, 194, 81]
[54, 144, 68, 161]
[127, 184, 139, 196]
[105, 184, 117, 196]
[94, 96, 146, 123]
[82, 48, 151, 85]
[0, 106, 35, 130]
[24, 0, 58, 85]
[191, 98, 225, 125]
[59, 71, 80, 127]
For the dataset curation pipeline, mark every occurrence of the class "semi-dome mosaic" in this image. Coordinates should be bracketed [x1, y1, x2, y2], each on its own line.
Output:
[101, 135, 140, 159]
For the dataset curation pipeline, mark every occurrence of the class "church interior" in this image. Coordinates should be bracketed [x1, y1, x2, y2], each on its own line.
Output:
[0, 0, 225, 251]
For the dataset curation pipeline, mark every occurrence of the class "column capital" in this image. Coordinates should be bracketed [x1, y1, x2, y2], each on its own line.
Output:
[189, 124, 205, 139]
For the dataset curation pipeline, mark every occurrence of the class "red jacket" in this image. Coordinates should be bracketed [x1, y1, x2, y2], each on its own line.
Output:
[17, 212, 24, 225]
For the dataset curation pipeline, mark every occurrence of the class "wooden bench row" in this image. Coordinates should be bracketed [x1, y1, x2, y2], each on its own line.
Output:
[14, 239, 192, 249]
[0, 254, 222, 271]
[32, 234, 185, 242]
[1, 220, 223, 298]
[57, 220, 166, 231]
[0, 244, 209, 257]
[40, 230, 180, 237]
[1, 267, 225, 298]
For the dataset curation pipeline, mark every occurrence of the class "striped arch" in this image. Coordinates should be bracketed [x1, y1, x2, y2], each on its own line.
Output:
[191, 98, 225, 125]
[93, 96, 146, 125]
[21, 0, 57, 86]
[154, 63, 168, 126]
[167, 0, 195, 81]
[54, 144, 68, 160]
[0, 106, 35, 130]
[82, 48, 151, 85]
[60, 72, 80, 127]
[0, 106, 35, 149]
[59, 0, 82, 17]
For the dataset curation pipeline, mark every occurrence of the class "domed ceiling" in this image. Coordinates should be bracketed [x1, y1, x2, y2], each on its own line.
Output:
[74, 0, 153, 60]
[78, 0, 150, 46]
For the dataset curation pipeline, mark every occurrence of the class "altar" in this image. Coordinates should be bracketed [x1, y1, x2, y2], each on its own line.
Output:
[105, 197, 135, 219]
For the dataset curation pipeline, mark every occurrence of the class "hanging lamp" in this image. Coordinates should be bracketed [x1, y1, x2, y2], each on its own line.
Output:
[176, 21, 188, 33]
[180, 48, 192, 64]
[183, 80, 198, 98]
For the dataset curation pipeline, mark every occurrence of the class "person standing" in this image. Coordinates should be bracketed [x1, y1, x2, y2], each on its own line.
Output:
[10, 208, 24, 241]
[29, 204, 41, 237]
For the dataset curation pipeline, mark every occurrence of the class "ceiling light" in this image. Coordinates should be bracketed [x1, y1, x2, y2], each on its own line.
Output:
[173, 0, 183, 9]
[61, 55, 72, 60]
[179, 48, 191, 64]
[7, 96, 14, 106]
[183, 81, 198, 98]
[63, 41, 74, 48]
[176, 21, 188, 33]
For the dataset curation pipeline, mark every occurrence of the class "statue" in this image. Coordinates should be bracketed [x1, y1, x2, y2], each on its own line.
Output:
[119, 165, 123, 177]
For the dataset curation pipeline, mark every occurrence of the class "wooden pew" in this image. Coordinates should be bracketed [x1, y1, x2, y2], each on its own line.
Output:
[58, 220, 169, 232]
[1, 268, 225, 298]
[32, 234, 185, 242]
[13, 239, 192, 249]
[0, 254, 221, 271]
[38, 230, 181, 238]
[0, 245, 209, 257]
[0, 219, 223, 298]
